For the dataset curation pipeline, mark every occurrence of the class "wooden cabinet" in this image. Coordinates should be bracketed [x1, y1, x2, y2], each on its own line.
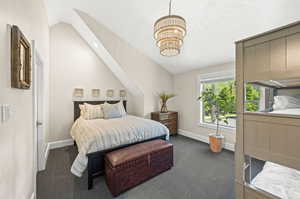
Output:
[151, 112, 178, 135]
[270, 38, 286, 79]
[236, 21, 300, 199]
[287, 33, 300, 77]
[244, 46, 257, 81]
[244, 42, 271, 81]
[244, 114, 300, 171]
[244, 32, 300, 81]
[244, 186, 275, 199]
[255, 42, 271, 80]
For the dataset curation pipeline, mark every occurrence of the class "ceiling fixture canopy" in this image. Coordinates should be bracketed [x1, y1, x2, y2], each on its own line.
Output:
[154, 0, 186, 57]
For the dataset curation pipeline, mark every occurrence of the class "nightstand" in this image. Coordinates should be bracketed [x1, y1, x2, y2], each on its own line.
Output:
[151, 111, 178, 135]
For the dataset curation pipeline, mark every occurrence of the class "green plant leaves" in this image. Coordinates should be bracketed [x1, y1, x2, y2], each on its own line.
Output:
[197, 81, 236, 124]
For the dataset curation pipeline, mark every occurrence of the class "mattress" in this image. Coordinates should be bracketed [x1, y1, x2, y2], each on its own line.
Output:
[70, 115, 169, 177]
[252, 161, 300, 199]
[271, 108, 300, 115]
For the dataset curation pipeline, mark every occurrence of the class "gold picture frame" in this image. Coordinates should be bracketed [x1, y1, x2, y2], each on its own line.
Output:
[106, 89, 114, 98]
[92, 89, 101, 97]
[11, 25, 31, 89]
[120, 90, 127, 98]
[73, 88, 84, 98]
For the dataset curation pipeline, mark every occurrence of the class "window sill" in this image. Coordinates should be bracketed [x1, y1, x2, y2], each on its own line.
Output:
[198, 122, 236, 133]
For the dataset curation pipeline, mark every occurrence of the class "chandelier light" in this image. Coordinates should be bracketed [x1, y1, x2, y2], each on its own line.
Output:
[154, 0, 186, 56]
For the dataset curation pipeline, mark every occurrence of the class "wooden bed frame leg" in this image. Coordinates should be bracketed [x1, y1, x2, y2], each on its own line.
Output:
[88, 172, 93, 190]
[87, 157, 93, 190]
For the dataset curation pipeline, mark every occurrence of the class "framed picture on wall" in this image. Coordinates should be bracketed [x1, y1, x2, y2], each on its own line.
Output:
[73, 88, 84, 98]
[120, 89, 127, 99]
[11, 25, 32, 89]
[106, 89, 114, 98]
[92, 89, 101, 97]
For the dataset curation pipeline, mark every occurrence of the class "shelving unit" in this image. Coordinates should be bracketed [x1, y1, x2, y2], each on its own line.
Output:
[235, 21, 300, 199]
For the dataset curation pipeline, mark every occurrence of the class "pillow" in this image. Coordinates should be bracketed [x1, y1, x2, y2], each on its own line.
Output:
[118, 101, 127, 116]
[80, 103, 104, 120]
[273, 96, 300, 110]
[79, 104, 86, 118]
[102, 101, 126, 119]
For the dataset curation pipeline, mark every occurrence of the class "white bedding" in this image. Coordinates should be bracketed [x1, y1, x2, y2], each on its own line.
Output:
[271, 108, 300, 115]
[252, 162, 300, 199]
[70, 115, 169, 177]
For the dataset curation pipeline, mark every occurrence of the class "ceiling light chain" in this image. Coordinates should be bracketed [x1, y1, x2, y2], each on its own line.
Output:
[154, 0, 186, 57]
[169, 0, 172, 16]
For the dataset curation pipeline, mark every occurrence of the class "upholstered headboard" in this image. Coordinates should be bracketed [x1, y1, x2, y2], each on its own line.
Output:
[73, 100, 127, 121]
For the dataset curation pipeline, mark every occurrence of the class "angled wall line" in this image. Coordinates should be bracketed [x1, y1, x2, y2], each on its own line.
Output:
[68, 9, 144, 98]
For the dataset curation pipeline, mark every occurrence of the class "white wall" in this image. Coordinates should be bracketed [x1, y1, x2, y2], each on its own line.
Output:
[173, 63, 236, 146]
[0, 0, 49, 198]
[49, 23, 126, 142]
[77, 11, 174, 118]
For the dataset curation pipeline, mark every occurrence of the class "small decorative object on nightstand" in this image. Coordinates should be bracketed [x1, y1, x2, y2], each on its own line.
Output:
[151, 111, 178, 135]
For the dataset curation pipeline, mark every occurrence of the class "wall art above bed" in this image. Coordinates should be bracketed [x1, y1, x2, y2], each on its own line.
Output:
[106, 89, 114, 98]
[73, 88, 84, 98]
[119, 89, 126, 99]
[91, 89, 100, 97]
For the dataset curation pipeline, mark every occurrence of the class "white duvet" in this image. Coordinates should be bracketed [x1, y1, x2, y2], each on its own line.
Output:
[252, 162, 300, 199]
[70, 115, 169, 177]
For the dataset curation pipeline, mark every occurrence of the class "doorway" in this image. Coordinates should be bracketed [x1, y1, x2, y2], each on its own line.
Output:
[32, 41, 46, 174]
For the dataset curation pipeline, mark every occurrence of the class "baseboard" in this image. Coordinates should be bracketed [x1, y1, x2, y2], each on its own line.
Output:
[178, 129, 235, 151]
[30, 192, 35, 199]
[42, 143, 50, 170]
[48, 139, 74, 150]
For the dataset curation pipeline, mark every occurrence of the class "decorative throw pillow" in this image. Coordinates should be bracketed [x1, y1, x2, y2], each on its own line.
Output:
[102, 102, 126, 119]
[273, 96, 300, 110]
[79, 104, 86, 118]
[118, 101, 127, 116]
[80, 103, 104, 120]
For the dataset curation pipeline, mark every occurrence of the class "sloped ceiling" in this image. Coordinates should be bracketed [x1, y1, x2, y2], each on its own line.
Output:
[44, 0, 300, 74]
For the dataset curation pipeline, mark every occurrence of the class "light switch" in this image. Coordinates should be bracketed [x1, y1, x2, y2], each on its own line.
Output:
[1, 104, 10, 123]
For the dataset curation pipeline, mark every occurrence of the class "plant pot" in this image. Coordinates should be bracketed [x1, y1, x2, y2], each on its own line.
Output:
[209, 133, 224, 153]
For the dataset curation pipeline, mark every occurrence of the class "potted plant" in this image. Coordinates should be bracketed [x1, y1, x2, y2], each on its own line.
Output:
[197, 86, 233, 152]
[159, 92, 176, 113]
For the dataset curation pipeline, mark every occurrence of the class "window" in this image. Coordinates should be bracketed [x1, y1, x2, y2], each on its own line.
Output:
[199, 78, 237, 128]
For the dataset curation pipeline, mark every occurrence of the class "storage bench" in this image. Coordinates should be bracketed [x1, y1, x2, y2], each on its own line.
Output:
[105, 139, 173, 196]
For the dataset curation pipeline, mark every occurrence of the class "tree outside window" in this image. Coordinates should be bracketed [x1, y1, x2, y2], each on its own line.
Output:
[200, 79, 262, 129]
[201, 80, 236, 128]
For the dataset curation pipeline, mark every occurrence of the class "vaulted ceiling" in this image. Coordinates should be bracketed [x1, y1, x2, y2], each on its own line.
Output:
[44, 0, 300, 74]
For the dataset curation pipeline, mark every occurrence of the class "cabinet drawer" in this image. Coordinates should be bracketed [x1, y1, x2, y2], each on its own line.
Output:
[160, 120, 176, 125]
[165, 123, 177, 134]
[159, 112, 177, 120]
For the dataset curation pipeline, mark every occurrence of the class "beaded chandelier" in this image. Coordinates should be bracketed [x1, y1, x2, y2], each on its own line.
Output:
[154, 0, 186, 56]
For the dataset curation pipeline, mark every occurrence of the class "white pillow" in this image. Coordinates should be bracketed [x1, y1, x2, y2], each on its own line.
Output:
[118, 101, 127, 116]
[273, 96, 300, 110]
[79, 104, 86, 117]
[80, 103, 104, 120]
[102, 101, 126, 119]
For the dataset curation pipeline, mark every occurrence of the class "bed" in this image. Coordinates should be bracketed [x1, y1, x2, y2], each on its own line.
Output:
[251, 161, 300, 199]
[71, 101, 169, 189]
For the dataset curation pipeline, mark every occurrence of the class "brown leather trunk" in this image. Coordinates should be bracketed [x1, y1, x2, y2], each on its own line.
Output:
[105, 140, 173, 197]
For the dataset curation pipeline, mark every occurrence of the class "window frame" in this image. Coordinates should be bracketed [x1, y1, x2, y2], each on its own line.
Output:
[197, 71, 236, 131]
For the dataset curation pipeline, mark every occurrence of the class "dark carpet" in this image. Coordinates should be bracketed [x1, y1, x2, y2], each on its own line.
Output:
[37, 135, 235, 199]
